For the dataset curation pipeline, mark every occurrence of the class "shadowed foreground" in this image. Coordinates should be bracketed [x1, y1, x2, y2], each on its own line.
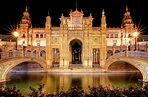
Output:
[0, 82, 148, 97]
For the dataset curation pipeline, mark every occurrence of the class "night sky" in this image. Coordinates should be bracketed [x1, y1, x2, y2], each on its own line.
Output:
[0, 0, 148, 35]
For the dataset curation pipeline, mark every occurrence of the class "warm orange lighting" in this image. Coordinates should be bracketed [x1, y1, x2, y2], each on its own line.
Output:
[13, 31, 19, 37]
[13, 31, 19, 50]
[133, 31, 138, 37]
[133, 31, 139, 51]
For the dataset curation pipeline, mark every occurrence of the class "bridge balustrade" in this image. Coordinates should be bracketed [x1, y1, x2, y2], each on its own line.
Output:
[25, 52, 36, 58]
[128, 51, 148, 61]
[106, 51, 148, 62]
[106, 52, 126, 61]
[25, 52, 45, 61]
[0, 51, 45, 61]
[0, 51, 22, 60]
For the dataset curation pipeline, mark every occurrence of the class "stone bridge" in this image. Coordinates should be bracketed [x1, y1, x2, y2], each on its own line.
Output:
[0, 51, 148, 82]
[105, 51, 148, 82]
[0, 51, 46, 82]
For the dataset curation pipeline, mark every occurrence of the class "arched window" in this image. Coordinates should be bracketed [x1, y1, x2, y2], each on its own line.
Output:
[36, 34, 39, 38]
[22, 34, 26, 38]
[115, 34, 118, 38]
[111, 34, 114, 38]
[115, 50, 120, 53]
[106, 34, 109, 38]
[40, 34, 43, 38]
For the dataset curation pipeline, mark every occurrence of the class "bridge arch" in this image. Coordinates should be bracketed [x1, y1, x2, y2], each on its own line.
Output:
[107, 61, 138, 71]
[0, 57, 47, 81]
[105, 57, 148, 82]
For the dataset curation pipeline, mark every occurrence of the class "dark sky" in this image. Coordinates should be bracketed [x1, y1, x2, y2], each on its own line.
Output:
[0, 0, 148, 35]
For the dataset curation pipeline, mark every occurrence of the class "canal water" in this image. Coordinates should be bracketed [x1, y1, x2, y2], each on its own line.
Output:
[3, 72, 143, 96]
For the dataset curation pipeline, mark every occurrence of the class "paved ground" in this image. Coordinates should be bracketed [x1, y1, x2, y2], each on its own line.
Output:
[9, 68, 139, 73]
[47, 68, 107, 73]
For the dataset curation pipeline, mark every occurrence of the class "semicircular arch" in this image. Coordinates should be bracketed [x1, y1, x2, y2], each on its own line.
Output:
[68, 37, 84, 45]
[105, 58, 146, 80]
[1, 57, 46, 80]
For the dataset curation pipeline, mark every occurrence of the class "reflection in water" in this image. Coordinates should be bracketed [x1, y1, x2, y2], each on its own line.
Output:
[3, 72, 143, 95]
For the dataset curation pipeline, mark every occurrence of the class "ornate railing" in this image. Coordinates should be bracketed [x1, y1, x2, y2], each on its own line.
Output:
[128, 51, 148, 61]
[106, 52, 126, 61]
[0, 51, 45, 61]
[106, 51, 148, 62]
[0, 51, 147, 63]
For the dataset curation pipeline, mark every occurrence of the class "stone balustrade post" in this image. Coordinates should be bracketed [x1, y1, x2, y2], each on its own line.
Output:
[125, 50, 128, 57]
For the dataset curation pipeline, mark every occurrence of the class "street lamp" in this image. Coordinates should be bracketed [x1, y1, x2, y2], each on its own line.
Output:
[133, 31, 139, 51]
[13, 31, 19, 50]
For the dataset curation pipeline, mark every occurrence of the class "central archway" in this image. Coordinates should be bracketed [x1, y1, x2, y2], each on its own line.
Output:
[70, 39, 82, 65]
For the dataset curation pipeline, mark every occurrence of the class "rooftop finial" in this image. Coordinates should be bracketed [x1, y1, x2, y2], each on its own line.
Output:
[70, 9, 73, 12]
[25, 5, 28, 11]
[76, 0, 77, 10]
[126, 5, 128, 11]
[48, 9, 49, 16]
[102, 9, 105, 16]
[90, 13, 92, 16]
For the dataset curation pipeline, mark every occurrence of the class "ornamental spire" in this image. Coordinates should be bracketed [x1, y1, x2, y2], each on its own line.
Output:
[122, 5, 133, 27]
[45, 9, 52, 30]
[25, 5, 28, 12]
[47, 9, 50, 16]
[76, 0, 77, 10]
[20, 6, 31, 28]
[101, 9, 107, 30]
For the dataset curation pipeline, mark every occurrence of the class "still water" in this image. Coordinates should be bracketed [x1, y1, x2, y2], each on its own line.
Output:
[4, 72, 143, 96]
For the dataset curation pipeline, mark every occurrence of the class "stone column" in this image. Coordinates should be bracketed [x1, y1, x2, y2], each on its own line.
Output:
[60, 30, 69, 68]
[100, 30, 107, 69]
[64, 31, 69, 68]
[83, 30, 89, 68]
[60, 31, 64, 68]
[46, 31, 52, 70]
[88, 31, 93, 68]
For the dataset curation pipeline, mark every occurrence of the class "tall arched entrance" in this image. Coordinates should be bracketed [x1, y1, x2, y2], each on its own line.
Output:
[70, 39, 82, 65]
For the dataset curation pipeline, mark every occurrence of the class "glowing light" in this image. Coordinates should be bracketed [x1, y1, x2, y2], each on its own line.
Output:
[13, 31, 19, 37]
[133, 31, 138, 37]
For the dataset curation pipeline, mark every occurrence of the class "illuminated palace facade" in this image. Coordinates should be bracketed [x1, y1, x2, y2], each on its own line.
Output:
[11, 6, 144, 69]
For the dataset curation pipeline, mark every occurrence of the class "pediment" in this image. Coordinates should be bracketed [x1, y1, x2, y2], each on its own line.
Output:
[69, 10, 84, 17]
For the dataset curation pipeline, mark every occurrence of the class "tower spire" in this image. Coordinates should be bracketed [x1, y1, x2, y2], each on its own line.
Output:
[20, 6, 31, 27]
[48, 9, 49, 16]
[126, 5, 128, 12]
[25, 5, 28, 12]
[76, 0, 77, 10]
[45, 10, 52, 30]
[122, 5, 133, 27]
[101, 9, 107, 30]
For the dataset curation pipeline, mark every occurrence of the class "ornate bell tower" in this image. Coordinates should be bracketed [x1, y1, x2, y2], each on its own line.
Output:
[122, 6, 134, 37]
[19, 6, 32, 46]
